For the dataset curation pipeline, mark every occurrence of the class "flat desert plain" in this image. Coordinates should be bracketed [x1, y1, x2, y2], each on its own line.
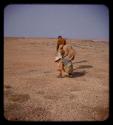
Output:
[4, 37, 109, 121]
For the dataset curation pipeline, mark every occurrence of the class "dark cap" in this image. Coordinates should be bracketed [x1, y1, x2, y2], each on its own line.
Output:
[58, 36, 62, 38]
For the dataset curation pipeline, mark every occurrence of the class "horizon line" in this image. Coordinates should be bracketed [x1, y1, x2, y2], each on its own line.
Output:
[4, 36, 109, 42]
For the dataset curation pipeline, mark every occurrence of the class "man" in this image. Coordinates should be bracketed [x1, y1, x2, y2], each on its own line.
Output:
[55, 44, 76, 78]
[56, 36, 66, 52]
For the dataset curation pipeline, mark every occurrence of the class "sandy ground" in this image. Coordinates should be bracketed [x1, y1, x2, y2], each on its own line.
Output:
[4, 37, 109, 121]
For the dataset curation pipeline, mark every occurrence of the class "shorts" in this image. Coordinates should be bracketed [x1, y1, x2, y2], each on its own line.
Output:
[62, 58, 73, 74]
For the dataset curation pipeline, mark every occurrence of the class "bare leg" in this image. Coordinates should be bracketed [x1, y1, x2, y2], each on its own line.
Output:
[57, 69, 63, 78]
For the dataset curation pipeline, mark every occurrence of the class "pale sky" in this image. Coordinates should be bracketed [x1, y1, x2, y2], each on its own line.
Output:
[4, 4, 109, 41]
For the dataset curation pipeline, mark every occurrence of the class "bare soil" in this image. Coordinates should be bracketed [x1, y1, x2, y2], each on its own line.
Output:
[4, 37, 109, 121]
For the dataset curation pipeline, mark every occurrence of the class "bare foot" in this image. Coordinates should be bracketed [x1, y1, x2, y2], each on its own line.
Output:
[68, 73, 73, 78]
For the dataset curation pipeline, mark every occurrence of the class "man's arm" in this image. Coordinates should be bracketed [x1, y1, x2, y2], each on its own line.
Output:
[56, 40, 60, 51]
[64, 39, 66, 45]
[56, 43, 59, 51]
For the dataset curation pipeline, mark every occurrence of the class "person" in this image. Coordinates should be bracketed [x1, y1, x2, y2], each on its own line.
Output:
[54, 52, 73, 78]
[56, 36, 66, 52]
[55, 36, 76, 78]
[58, 44, 76, 61]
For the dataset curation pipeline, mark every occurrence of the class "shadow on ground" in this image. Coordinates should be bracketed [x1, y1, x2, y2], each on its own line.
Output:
[71, 60, 93, 78]
[76, 65, 93, 69]
[72, 70, 87, 78]
[73, 60, 88, 64]
[73, 60, 93, 70]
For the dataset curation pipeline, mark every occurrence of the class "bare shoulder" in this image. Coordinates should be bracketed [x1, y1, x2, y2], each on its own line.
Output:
[63, 44, 71, 49]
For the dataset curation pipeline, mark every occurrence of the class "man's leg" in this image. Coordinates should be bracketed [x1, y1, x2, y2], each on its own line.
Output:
[57, 69, 63, 78]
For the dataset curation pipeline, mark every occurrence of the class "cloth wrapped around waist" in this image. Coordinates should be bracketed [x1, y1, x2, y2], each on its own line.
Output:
[62, 58, 73, 74]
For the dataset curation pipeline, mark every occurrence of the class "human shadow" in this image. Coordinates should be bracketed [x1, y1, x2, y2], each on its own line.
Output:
[78, 65, 93, 69]
[73, 60, 88, 64]
[74, 65, 93, 70]
[70, 63, 93, 78]
[71, 70, 87, 78]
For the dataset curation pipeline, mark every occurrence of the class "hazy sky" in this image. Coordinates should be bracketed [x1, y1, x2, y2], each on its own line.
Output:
[4, 4, 109, 41]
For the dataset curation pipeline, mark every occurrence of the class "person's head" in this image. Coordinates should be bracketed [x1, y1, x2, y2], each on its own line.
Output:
[58, 36, 62, 39]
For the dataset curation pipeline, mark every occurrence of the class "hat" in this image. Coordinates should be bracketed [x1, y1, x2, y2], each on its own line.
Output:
[54, 53, 62, 62]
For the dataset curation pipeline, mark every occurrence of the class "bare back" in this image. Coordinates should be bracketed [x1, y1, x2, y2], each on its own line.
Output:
[58, 44, 76, 61]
